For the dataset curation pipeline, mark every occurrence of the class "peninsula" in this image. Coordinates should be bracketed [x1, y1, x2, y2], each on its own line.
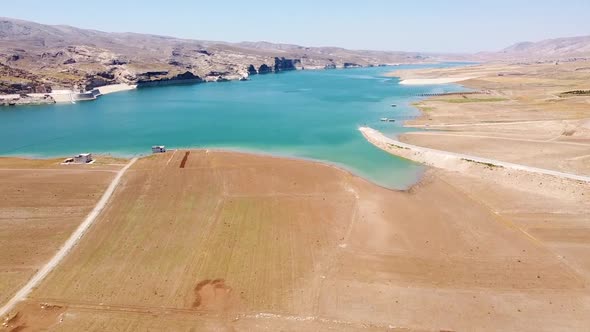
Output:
[1, 8, 590, 332]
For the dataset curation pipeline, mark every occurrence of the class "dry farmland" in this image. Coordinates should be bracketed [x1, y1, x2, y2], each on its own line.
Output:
[0, 157, 123, 308]
[3, 150, 589, 331]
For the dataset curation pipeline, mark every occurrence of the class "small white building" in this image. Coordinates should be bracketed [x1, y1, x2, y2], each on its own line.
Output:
[73, 153, 93, 164]
[152, 145, 166, 153]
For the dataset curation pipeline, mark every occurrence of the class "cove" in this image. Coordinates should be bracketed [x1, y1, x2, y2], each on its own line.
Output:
[0, 63, 467, 189]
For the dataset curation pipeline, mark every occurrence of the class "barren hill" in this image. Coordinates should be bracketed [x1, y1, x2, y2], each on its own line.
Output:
[479, 35, 590, 60]
[0, 17, 434, 94]
[3, 17, 589, 95]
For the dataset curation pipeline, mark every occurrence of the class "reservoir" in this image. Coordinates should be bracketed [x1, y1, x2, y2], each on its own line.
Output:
[0, 64, 465, 189]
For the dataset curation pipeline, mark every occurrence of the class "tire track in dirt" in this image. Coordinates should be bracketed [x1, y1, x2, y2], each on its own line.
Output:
[179, 151, 190, 168]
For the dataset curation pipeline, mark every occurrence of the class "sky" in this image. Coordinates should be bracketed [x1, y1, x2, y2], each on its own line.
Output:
[2, 0, 590, 53]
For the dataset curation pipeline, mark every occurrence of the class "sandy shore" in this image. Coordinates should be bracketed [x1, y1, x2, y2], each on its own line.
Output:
[96, 83, 137, 95]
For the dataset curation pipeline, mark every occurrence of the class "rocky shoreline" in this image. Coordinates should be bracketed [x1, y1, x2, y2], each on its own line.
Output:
[0, 94, 55, 106]
[0, 17, 442, 106]
[1, 56, 396, 106]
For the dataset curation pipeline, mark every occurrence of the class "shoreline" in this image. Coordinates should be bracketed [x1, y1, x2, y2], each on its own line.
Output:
[4, 141, 589, 331]
[391, 60, 590, 176]
[399, 77, 477, 85]
[358, 60, 590, 188]
[0, 63, 467, 190]
[359, 126, 590, 183]
[37, 83, 137, 102]
[4, 62, 590, 330]
[0, 66, 369, 106]
[0, 83, 137, 106]
[96, 83, 138, 95]
[0, 146, 423, 192]
[1, 63, 455, 107]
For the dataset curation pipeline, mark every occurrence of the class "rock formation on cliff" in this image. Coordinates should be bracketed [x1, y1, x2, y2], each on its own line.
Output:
[0, 17, 442, 94]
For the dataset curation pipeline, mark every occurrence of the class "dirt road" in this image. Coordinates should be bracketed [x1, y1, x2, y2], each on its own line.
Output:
[0, 157, 137, 318]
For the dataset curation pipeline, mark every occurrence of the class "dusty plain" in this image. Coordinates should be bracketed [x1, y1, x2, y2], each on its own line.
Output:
[391, 60, 590, 175]
[389, 61, 590, 284]
[360, 59, 590, 330]
[2, 149, 589, 331]
[0, 157, 125, 308]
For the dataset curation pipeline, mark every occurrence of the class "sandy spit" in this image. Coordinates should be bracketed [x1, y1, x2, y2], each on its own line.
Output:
[399, 77, 477, 85]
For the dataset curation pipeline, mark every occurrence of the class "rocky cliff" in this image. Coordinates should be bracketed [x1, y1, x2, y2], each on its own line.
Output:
[0, 63, 52, 94]
[0, 17, 446, 94]
[136, 71, 203, 87]
[273, 57, 301, 72]
[0, 94, 55, 106]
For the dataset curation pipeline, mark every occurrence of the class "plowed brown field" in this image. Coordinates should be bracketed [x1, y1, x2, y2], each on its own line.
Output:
[0, 157, 120, 308]
[4, 151, 589, 331]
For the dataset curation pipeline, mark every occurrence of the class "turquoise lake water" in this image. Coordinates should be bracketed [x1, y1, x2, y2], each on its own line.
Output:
[0, 64, 467, 189]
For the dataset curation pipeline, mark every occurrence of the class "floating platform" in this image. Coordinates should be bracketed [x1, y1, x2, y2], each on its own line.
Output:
[380, 118, 396, 122]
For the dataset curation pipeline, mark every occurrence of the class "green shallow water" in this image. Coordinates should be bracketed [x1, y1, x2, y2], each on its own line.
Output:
[0, 64, 468, 189]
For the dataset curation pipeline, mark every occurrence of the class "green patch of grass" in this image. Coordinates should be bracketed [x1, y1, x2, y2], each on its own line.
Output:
[412, 102, 435, 112]
[443, 98, 508, 104]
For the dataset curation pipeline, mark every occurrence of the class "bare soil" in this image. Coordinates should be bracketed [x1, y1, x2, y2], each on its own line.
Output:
[4, 150, 589, 331]
[394, 60, 590, 175]
[0, 158, 119, 308]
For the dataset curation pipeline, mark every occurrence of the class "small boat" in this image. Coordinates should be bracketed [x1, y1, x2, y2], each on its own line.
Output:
[380, 118, 396, 122]
[391, 104, 397, 107]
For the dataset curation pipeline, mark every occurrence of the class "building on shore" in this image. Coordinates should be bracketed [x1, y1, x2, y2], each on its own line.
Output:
[73, 153, 93, 164]
[152, 146, 166, 153]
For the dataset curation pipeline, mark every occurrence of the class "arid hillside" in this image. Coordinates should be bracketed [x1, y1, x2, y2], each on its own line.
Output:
[0, 17, 436, 94]
[478, 35, 590, 61]
[3, 17, 589, 95]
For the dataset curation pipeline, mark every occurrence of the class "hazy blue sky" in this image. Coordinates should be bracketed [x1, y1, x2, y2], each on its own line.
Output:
[2, 0, 589, 53]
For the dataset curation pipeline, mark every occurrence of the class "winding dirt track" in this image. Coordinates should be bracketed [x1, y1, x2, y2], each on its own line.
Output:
[0, 158, 137, 318]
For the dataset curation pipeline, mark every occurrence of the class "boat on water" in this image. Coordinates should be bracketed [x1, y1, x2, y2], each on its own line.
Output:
[391, 104, 397, 107]
[380, 118, 396, 122]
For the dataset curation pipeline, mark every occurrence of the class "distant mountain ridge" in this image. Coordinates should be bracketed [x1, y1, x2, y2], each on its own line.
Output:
[484, 35, 590, 59]
[1, 17, 590, 96]
[0, 17, 443, 95]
